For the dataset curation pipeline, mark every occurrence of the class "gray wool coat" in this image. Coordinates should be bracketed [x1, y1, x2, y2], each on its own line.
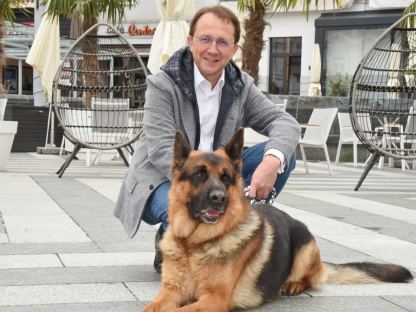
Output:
[114, 47, 300, 238]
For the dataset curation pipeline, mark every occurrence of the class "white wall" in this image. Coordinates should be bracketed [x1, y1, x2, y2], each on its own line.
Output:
[259, 11, 320, 93]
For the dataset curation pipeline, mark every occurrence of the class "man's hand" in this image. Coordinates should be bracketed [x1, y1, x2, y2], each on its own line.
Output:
[248, 155, 281, 200]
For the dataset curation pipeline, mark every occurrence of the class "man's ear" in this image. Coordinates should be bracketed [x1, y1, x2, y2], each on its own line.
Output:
[187, 35, 193, 51]
[173, 131, 191, 170]
[224, 128, 244, 163]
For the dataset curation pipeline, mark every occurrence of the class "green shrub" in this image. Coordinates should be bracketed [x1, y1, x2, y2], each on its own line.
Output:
[328, 74, 351, 97]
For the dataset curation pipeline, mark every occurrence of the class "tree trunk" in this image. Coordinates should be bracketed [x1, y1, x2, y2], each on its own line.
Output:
[81, 18, 99, 108]
[241, 1, 266, 86]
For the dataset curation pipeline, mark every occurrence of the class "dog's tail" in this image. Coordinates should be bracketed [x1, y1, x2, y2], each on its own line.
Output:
[322, 262, 413, 284]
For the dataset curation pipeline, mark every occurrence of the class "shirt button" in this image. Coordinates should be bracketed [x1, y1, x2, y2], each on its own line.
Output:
[149, 184, 154, 190]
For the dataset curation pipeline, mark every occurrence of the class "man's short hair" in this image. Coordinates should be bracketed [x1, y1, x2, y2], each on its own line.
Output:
[189, 5, 240, 44]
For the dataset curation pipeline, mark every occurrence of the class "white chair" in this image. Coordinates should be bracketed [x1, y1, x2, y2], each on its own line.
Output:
[90, 97, 130, 165]
[244, 99, 287, 147]
[390, 107, 416, 170]
[59, 105, 94, 165]
[0, 98, 7, 121]
[299, 108, 338, 175]
[336, 112, 372, 167]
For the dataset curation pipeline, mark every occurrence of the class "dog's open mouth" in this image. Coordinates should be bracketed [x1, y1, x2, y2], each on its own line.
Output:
[200, 208, 223, 223]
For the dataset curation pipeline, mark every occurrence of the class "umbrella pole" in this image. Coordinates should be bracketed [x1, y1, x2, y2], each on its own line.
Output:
[50, 107, 55, 146]
[44, 102, 52, 148]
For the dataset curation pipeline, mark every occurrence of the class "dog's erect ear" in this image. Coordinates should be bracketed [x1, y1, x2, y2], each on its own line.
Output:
[173, 131, 192, 169]
[224, 128, 244, 162]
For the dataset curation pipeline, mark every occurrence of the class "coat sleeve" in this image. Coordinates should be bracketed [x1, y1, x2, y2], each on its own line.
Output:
[142, 74, 178, 180]
[242, 78, 301, 168]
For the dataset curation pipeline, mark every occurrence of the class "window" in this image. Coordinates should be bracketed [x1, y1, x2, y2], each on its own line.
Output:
[324, 28, 385, 94]
[315, 10, 402, 95]
[269, 37, 302, 95]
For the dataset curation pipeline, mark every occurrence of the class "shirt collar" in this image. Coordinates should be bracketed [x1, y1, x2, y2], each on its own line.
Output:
[194, 63, 225, 92]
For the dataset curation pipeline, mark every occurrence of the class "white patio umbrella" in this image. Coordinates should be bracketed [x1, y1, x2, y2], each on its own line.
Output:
[147, 0, 194, 74]
[26, 11, 60, 148]
[26, 14, 60, 102]
[308, 43, 322, 96]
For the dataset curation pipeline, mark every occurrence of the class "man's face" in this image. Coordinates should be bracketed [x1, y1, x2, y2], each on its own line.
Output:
[188, 13, 239, 87]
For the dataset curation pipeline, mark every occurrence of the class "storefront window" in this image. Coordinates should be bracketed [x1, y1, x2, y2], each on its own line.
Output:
[269, 37, 302, 95]
[324, 28, 385, 95]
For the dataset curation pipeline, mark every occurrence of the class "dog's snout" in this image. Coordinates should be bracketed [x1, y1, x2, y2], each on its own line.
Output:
[209, 189, 226, 204]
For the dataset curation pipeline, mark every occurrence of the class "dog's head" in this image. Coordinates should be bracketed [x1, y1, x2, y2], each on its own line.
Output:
[168, 129, 247, 238]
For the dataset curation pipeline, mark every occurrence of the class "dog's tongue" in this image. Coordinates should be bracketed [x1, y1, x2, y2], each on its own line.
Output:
[206, 209, 220, 217]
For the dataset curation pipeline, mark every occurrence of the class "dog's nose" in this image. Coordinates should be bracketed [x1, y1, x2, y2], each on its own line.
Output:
[209, 189, 226, 204]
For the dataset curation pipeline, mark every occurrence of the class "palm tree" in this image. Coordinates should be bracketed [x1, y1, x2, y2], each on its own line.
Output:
[41, 0, 140, 106]
[0, 0, 30, 92]
[237, 0, 341, 85]
[42, 0, 140, 32]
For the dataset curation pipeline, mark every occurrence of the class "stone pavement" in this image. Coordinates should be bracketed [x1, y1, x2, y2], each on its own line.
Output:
[0, 152, 415, 311]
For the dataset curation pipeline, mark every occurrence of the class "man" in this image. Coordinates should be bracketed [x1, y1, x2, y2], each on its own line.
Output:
[114, 5, 300, 273]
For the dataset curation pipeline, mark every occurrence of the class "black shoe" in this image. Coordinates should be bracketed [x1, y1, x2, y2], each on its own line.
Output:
[153, 226, 164, 273]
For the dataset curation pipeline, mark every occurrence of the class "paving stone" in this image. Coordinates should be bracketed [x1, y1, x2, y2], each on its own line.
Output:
[76, 178, 123, 202]
[0, 254, 62, 269]
[0, 234, 8, 244]
[382, 296, 416, 312]
[32, 177, 126, 243]
[0, 242, 100, 255]
[325, 233, 416, 269]
[339, 215, 416, 244]
[356, 194, 416, 212]
[0, 301, 144, 312]
[0, 266, 159, 286]
[245, 296, 409, 312]
[307, 283, 416, 297]
[125, 281, 161, 302]
[291, 192, 416, 225]
[277, 204, 416, 269]
[0, 283, 136, 306]
[97, 232, 156, 253]
[60, 252, 155, 267]
[315, 237, 380, 264]
[3, 215, 90, 243]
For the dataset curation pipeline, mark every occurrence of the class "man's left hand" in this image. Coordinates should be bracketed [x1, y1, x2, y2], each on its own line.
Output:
[248, 155, 281, 200]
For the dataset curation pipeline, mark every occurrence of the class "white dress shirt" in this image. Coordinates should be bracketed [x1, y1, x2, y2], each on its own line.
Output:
[194, 64, 224, 152]
[193, 63, 285, 171]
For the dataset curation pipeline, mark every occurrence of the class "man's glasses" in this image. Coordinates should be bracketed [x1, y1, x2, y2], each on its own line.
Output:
[192, 35, 235, 50]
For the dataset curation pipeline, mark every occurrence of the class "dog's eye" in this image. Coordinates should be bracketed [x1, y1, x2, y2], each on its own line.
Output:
[193, 169, 207, 180]
[221, 172, 230, 184]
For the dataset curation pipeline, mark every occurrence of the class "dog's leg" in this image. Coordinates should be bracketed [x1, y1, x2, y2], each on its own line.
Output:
[281, 239, 324, 295]
[171, 293, 231, 312]
[141, 285, 186, 312]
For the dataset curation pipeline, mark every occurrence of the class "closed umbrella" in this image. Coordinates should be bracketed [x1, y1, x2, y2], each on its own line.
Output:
[308, 43, 322, 96]
[26, 10, 60, 148]
[147, 0, 194, 74]
[26, 14, 60, 102]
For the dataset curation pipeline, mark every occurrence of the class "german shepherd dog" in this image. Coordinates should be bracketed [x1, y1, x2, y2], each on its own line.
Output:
[141, 129, 413, 312]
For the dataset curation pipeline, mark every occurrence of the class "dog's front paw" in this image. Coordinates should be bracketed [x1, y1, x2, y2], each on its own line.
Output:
[140, 302, 160, 312]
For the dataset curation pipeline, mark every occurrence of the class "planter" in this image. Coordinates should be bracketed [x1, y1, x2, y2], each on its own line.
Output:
[0, 121, 18, 171]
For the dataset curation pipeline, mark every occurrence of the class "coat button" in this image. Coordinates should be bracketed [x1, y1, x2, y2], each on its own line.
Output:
[149, 184, 154, 190]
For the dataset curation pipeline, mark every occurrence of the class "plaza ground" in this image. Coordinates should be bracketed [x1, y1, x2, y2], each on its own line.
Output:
[0, 152, 415, 311]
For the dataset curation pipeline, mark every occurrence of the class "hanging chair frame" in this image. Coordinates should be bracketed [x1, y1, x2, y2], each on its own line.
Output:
[350, 13, 416, 190]
[52, 22, 149, 177]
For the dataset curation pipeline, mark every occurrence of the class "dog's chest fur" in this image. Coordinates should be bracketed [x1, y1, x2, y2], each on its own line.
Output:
[161, 210, 262, 263]
[160, 210, 275, 308]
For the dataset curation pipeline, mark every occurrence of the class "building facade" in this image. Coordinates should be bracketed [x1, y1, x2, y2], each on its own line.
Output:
[221, 0, 412, 95]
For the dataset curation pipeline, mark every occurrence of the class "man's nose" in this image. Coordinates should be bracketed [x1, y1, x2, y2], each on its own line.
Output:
[206, 40, 220, 52]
